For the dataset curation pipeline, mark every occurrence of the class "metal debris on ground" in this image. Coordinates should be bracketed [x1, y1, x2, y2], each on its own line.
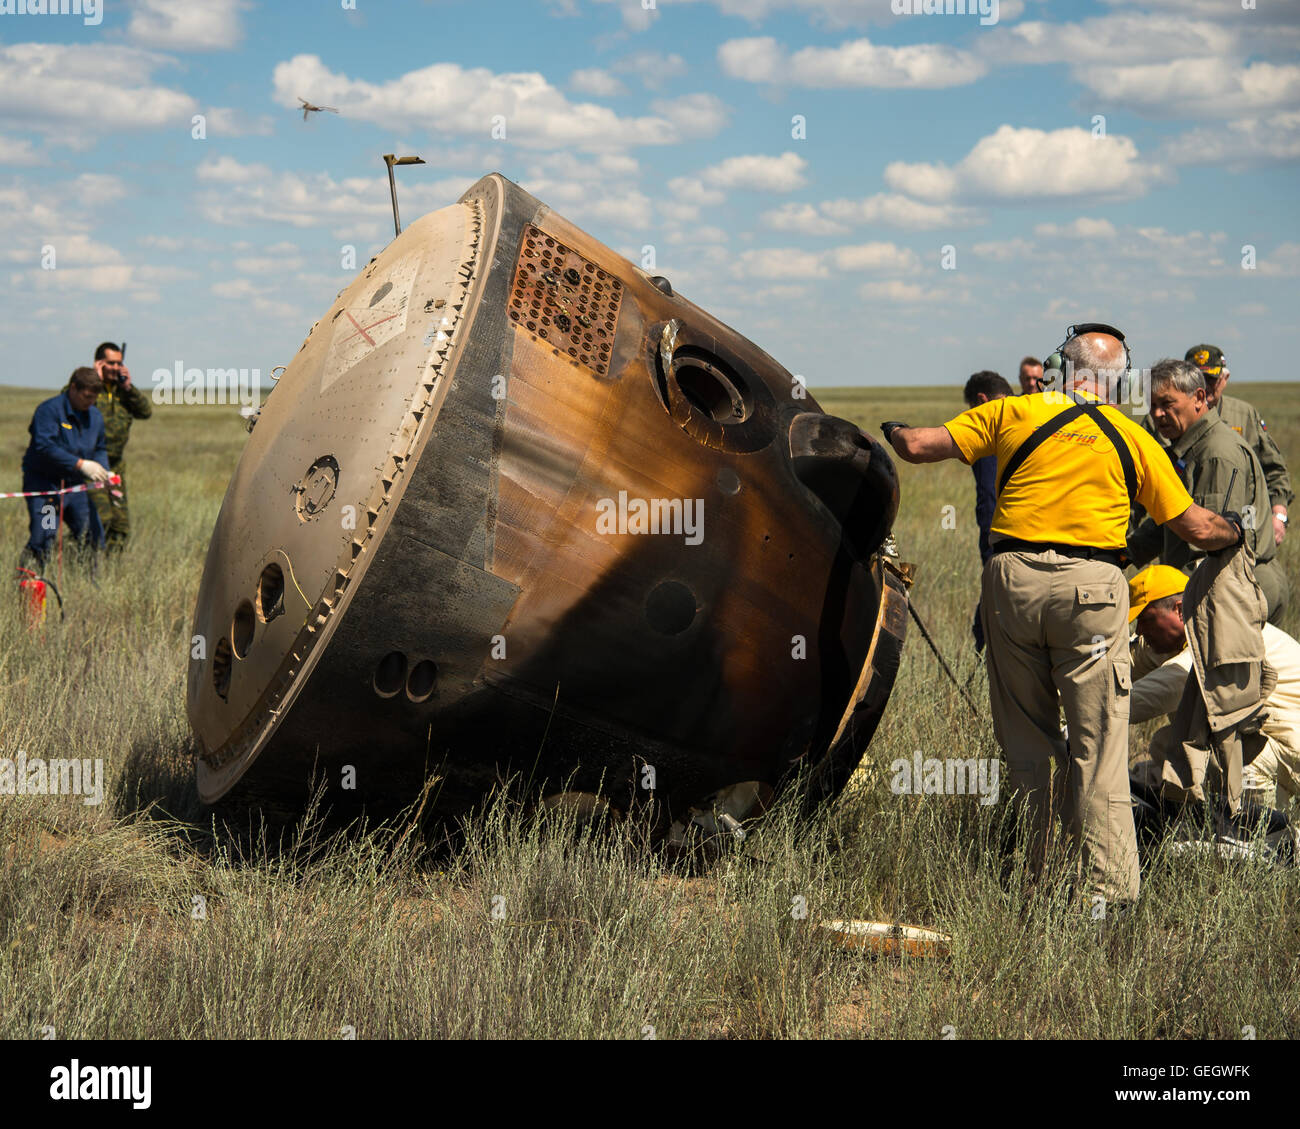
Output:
[818, 920, 952, 958]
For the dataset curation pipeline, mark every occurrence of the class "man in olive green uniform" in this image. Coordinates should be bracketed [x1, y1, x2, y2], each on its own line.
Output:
[1186, 345, 1292, 546]
[1129, 359, 1287, 624]
[88, 342, 152, 549]
[883, 325, 1243, 908]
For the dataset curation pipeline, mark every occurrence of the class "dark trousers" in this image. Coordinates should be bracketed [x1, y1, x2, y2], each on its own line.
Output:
[22, 487, 102, 566]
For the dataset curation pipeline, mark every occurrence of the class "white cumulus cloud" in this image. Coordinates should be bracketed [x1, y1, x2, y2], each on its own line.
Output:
[983, 15, 1230, 66]
[885, 125, 1162, 203]
[1079, 59, 1300, 120]
[270, 54, 728, 152]
[858, 280, 948, 305]
[613, 51, 689, 90]
[718, 35, 986, 89]
[197, 156, 271, 183]
[0, 135, 43, 165]
[0, 44, 196, 136]
[763, 203, 849, 237]
[1033, 218, 1117, 239]
[732, 247, 829, 280]
[569, 69, 627, 97]
[701, 152, 808, 192]
[821, 193, 981, 230]
[1161, 111, 1300, 167]
[127, 0, 249, 50]
[830, 241, 920, 273]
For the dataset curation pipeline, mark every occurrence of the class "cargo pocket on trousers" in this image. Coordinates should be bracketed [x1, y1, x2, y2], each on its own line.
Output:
[1075, 585, 1119, 607]
[1075, 584, 1122, 613]
[1075, 583, 1122, 638]
[1108, 661, 1131, 718]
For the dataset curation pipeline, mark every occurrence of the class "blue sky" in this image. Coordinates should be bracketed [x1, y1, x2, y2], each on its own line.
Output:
[2, 0, 1298, 391]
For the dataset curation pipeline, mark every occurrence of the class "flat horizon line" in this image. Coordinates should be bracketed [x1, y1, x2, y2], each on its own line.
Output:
[3, 379, 1297, 395]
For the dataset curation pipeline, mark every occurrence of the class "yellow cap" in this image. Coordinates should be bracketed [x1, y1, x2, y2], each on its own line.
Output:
[1128, 565, 1187, 623]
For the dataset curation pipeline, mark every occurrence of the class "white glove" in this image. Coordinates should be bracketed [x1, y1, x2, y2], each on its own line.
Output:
[78, 459, 112, 484]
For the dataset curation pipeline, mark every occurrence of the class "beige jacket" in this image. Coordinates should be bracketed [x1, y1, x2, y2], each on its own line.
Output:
[1134, 622, 1300, 760]
[1145, 546, 1271, 811]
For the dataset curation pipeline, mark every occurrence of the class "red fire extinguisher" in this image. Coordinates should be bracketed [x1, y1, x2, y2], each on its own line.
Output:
[16, 567, 62, 630]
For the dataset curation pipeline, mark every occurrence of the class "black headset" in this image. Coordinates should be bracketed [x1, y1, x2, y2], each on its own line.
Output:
[1043, 322, 1132, 402]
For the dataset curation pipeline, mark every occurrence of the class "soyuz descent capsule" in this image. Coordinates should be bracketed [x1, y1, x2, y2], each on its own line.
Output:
[186, 173, 910, 834]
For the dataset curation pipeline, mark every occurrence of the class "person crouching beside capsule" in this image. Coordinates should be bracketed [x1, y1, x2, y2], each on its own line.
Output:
[18, 367, 111, 569]
[880, 324, 1244, 908]
[1128, 564, 1300, 814]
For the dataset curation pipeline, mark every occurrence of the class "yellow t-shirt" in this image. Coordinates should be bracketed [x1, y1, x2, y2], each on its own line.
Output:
[944, 392, 1192, 549]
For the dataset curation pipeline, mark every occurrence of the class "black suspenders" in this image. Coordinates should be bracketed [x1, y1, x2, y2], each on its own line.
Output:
[997, 398, 1138, 503]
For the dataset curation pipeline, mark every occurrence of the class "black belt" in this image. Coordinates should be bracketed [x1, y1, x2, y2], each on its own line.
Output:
[990, 538, 1128, 568]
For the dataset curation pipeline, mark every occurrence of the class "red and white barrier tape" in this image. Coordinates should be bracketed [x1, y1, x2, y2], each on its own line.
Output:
[0, 474, 122, 500]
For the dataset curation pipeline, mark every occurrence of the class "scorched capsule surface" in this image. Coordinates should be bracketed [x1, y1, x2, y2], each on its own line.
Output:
[187, 173, 908, 829]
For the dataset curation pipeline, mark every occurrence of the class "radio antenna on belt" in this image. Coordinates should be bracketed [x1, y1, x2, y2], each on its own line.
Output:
[1221, 467, 1238, 515]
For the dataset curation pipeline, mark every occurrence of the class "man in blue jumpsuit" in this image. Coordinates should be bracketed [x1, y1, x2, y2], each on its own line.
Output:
[19, 367, 112, 567]
[961, 370, 1013, 650]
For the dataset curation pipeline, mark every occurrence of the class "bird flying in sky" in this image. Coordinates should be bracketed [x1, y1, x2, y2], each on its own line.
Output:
[298, 97, 340, 121]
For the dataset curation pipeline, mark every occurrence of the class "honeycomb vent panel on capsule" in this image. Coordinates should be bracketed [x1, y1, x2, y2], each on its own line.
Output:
[508, 224, 623, 376]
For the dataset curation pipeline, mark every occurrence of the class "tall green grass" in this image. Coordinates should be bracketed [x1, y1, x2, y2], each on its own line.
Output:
[0, 384, 1296, 1039]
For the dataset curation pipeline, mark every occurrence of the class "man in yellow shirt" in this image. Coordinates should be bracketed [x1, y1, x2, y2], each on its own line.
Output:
[882, 324, 1244, 906]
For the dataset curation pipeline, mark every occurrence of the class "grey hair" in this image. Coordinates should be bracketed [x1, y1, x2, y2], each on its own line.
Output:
[1148, 593, 1182, 615]
[1150, 358, 1205, 396]
[1061, 333, 1127, 395]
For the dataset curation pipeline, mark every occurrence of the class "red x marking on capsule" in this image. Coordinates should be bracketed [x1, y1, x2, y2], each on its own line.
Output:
[341, 310, 399, 346]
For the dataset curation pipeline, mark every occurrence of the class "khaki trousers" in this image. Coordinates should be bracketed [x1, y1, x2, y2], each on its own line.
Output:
[982, 550, 1141, 904]
[1242, 735, 1300, 812]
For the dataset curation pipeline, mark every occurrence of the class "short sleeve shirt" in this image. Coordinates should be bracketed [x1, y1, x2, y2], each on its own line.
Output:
[944, 391, 1192, 549]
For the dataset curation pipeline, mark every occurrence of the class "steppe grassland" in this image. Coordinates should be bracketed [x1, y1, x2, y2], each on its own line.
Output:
[0, 382, 1296, 1038]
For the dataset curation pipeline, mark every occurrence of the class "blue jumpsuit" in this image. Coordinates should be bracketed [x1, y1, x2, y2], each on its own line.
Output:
[20, 391, 108, 565]
[970, 453, 997, 651]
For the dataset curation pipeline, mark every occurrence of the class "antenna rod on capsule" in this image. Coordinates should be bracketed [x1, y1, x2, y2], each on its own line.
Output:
[383, 153, 426, 238]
